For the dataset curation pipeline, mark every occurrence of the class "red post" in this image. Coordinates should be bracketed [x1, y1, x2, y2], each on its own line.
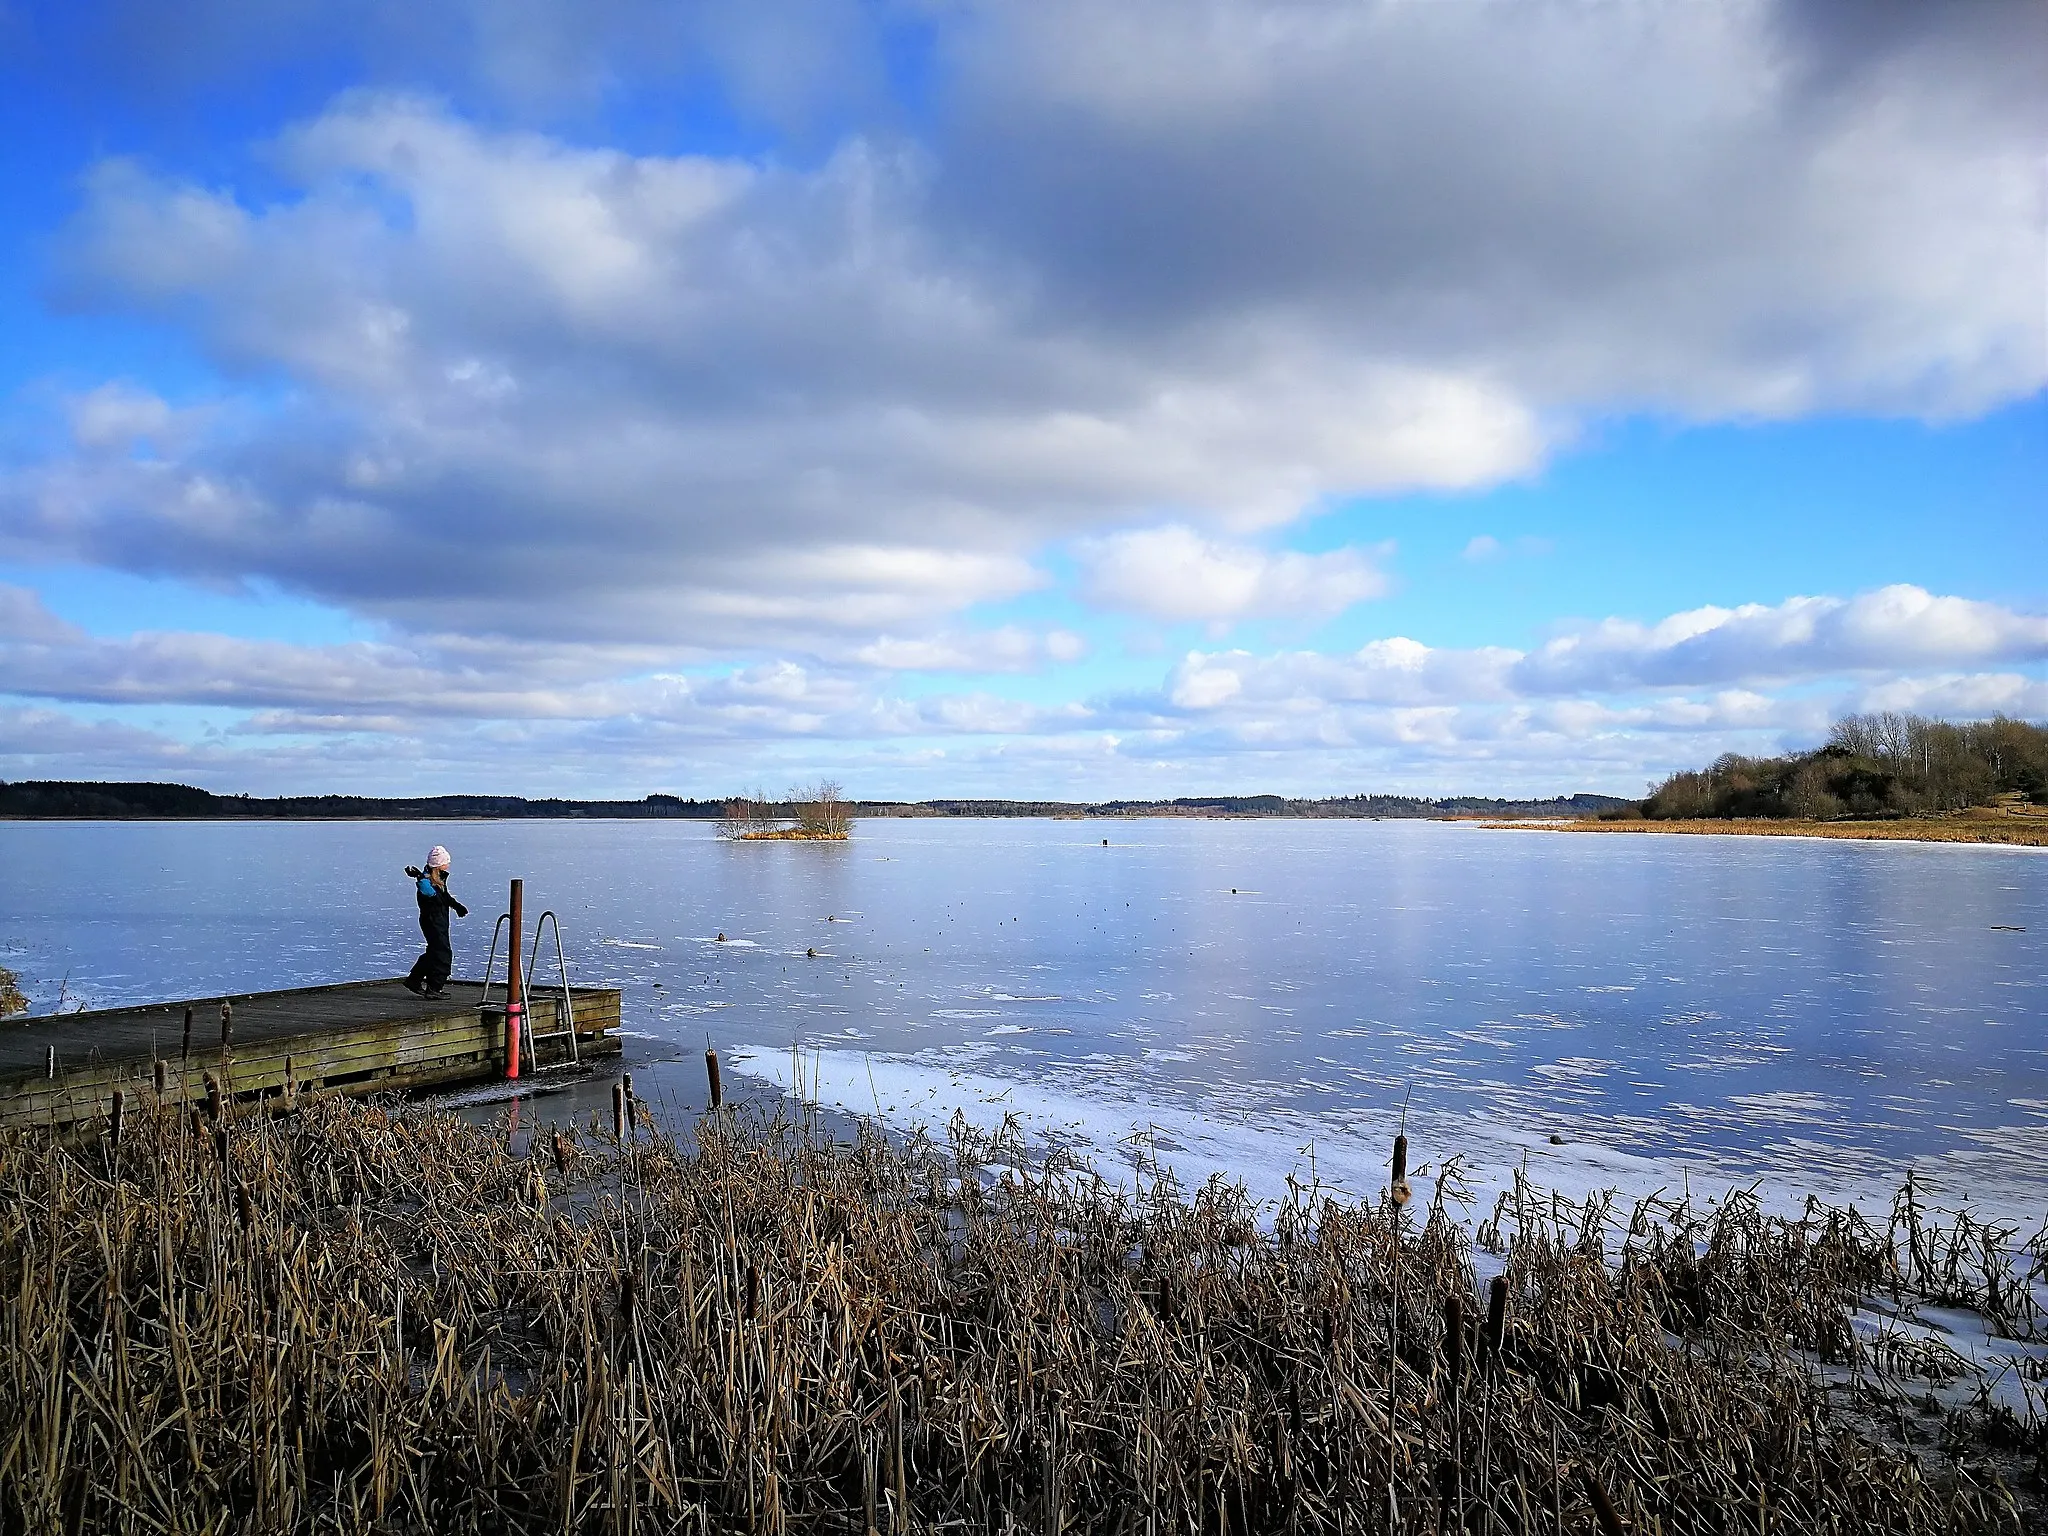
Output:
[506, 878, 524, 1080]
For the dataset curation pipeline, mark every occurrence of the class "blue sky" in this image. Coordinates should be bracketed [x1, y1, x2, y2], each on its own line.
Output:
[0, 0, 2042, 800]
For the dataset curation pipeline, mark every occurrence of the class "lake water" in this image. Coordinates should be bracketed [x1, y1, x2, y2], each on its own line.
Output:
[3, 817, 2044, 1217]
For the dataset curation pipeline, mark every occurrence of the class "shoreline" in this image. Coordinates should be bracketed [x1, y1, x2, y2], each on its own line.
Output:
[1484, 815, 2048, 848]
[731, 1041, 2048, 1231]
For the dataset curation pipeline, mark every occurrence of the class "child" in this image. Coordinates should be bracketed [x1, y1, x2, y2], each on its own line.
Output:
[403, 845, 469, 998]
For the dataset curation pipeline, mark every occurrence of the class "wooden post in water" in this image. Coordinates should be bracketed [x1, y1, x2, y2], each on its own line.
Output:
[506, 878, 524, 1080]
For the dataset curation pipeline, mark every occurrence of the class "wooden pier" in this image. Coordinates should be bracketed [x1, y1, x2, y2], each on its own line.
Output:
[0, 978, 622, 1133]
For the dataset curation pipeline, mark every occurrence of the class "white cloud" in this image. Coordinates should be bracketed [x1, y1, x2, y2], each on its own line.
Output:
[1163, 586, 2048, 718]
[1462, 535, 1502, 562]
[16, 97, 1540, 650]
[3, 582, 2038, 798]
[9, 0, 2036, 657]
[1849, 672, 2048, 720]
[935, 0, 2043, 420]
[851, 627, 1086, 672]
[1515, 586, 2048, 694]
[1079, 526, 1391, 624]
[66, 383, 185, 453]
[0, 585, 84, 643]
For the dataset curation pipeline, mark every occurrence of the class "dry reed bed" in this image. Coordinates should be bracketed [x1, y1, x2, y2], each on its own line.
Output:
[2, 1088, 2043, 1534]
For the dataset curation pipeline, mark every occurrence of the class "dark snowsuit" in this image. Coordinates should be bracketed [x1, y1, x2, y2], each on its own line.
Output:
[406, 872, 465, 993]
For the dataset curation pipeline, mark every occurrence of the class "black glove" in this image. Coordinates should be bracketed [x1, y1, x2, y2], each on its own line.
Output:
[405, 866, 422, 879]
[453, 902, 469, 918]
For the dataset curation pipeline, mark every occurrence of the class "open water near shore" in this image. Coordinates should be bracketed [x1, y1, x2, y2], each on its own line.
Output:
[3, 817, 2044, 1217]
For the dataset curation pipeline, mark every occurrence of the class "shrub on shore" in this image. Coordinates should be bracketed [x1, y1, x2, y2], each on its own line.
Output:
[1628, 713, 2048, 822]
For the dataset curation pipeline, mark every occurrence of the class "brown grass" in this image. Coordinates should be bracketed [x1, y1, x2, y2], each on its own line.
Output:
[1487, 816, 2048, 847]
[2, 1090, 2042, 1532]
[736, 828, 851, 841]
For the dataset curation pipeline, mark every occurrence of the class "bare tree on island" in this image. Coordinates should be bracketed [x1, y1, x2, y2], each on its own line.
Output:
[718, 780, 853, 840]
[717, 787, 774, 840]
[792, 779, 851, 837]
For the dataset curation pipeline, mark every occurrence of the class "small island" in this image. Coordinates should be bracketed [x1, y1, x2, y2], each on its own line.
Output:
[719, 781, 854, 841]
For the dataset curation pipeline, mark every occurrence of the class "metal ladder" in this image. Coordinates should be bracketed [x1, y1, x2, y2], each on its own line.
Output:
[478, 909, 581, 1068]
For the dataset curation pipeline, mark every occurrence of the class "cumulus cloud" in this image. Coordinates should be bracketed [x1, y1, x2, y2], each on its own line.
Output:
[851, 627, 1086, 672]
[4, 0, 2034, 660]
[1161, 584, 2048, 725]
[0, 584, 83, 643]
[1078, 526, 1390, 624]
[1515, 586, 2048, 694]
[1849, 672, 2048, 720]
[0, 616, 1093, 753]
[3, 581, 2038, 794]
[934, 0, 2043, 419]
[12, 94, 1541, 649]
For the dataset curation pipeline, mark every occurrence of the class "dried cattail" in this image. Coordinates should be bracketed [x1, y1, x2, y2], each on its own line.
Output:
[109, 1090, 125, 1154]
[1483, 1274, 1509, 1370]
[618, 1270, 639, 1334]
[0, 1060, 2010, 1532]
[1645, 1380, 1672, 1440]
[204, 1073, 223, 1124]
[612, 1082, 627, 1142]
[705, 1047, 724, 1110]
[1582, 1466, 1628, 1536]
[153, 1058, 168, 1098]
[219, 998, 233, 1048]
[180, 1005, 193, 1060]
[1392, 1132, 1408, 1184]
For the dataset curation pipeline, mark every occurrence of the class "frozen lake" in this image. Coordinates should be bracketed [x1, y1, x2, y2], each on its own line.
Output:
[3, 816, 2044, 1216]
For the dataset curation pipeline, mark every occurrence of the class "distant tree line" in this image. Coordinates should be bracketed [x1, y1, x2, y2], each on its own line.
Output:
[1, 780, 1636, 822]
[1635, 714, 2048, 821]
[0, 782, 726, 820]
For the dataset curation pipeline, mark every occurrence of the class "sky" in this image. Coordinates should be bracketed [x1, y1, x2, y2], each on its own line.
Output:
[0, 0, 2042, 801]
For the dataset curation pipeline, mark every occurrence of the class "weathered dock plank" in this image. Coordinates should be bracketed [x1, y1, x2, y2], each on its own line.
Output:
[0, 978, 621, 1132]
